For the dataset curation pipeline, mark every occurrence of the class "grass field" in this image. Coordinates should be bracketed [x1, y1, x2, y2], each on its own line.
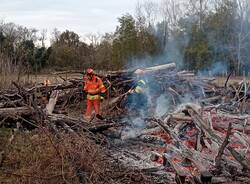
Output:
[0, 73, 82, 89]
[1, 72, 250, 89]
[214, 76, 250, 86]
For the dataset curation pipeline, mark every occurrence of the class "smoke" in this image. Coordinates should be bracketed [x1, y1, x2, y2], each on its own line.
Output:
[120, 16, 199, 140]
[198, 61, 228, 77]
[121, 117, 146, 140]
[155, 94, 170, 117]
[163, 33, 190, 69]
[121, 28, 192, 140]
[209, 62, 228, 76]
[180, 93, 195, 104]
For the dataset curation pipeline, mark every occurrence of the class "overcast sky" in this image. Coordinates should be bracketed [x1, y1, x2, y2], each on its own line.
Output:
[0, 0, 154, 37]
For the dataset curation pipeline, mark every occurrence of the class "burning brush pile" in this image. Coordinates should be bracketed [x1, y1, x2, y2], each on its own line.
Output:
[0, 63, 250, 183]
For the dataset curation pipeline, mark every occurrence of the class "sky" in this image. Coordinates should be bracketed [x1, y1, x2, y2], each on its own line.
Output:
[0, 0, 152, 39]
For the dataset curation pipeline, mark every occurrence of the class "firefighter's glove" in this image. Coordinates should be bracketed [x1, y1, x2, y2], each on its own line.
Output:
[100, 93, 106, 101]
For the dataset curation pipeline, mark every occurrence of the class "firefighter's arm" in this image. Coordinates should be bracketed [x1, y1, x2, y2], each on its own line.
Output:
[98, 79, 106, 101]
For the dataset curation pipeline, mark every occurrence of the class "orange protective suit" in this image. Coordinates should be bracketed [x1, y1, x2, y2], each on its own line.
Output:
[83, 75, 106, 118]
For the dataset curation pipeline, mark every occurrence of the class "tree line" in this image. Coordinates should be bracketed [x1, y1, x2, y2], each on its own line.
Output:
[0, 0, 250, 76]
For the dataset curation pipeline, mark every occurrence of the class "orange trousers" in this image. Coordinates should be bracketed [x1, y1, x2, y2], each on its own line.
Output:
[85, 99, 100, 117]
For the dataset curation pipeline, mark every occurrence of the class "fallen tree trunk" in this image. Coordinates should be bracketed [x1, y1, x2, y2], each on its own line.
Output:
[143, 63, 176, 74]
[0, 106, 33, 118]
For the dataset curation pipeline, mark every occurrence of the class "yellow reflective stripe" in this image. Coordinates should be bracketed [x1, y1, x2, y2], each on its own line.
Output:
[87, 94, 100, 100]
[135, 86, 144, 93]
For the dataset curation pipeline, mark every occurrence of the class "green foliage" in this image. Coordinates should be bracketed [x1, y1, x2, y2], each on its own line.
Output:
[184, 27, 212, 71]
[48, 30, 92, 70]
[1, 0, 250, 74]
[112, 14, 138, 68]
[183, 0, 248, 73]
[111, 14, 160, 69]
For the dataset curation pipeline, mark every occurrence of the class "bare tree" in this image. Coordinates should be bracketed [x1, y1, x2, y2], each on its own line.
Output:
[51, 28, 60, 44]
[235, 0, 250, 75]
[135, 2, 147, 29]
[85, 33, 101, 47]
[186, 0, 210, 30]
[160, 0, 185, 32]
[39, 29, 47, 47]
[142, 0, 158, 27]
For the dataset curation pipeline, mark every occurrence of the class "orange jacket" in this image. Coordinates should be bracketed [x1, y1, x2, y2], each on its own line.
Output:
[83, 75, 106, 95]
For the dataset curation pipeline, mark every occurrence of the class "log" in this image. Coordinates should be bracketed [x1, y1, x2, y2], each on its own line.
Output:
[170, 114, 192, 122]
[107, 63, 176, 76]
[143, 63, 176, 74]
[0, 106, 33, 118]
[0, 99, 24, 108]
[215, 123, 232, 169]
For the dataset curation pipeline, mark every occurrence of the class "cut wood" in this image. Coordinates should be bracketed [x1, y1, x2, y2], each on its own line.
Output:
[143, 63, 176, 73]
[46, 90, 59, 115]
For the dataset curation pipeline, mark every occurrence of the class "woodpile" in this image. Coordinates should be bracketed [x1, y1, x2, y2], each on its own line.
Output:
[0, 63, 250, 183]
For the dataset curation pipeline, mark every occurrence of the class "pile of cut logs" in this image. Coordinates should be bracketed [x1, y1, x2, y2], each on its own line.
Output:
[0, 63, 250, 183]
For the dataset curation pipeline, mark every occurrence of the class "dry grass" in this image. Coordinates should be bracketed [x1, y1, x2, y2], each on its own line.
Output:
[214, 76, 250, 86]
[0, 129, 107, 183]
[0, 127, 155, 184]
[0, 72, 83, 89]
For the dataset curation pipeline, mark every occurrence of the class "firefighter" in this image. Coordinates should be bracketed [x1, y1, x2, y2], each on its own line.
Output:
[83, 68, 106, 120]
[43, 79, 51, 86]
[42, 79, 51, 104]
[125, 69, 148, 113]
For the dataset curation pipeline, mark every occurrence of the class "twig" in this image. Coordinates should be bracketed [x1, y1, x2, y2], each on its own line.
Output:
[224, 70, 233, 89]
